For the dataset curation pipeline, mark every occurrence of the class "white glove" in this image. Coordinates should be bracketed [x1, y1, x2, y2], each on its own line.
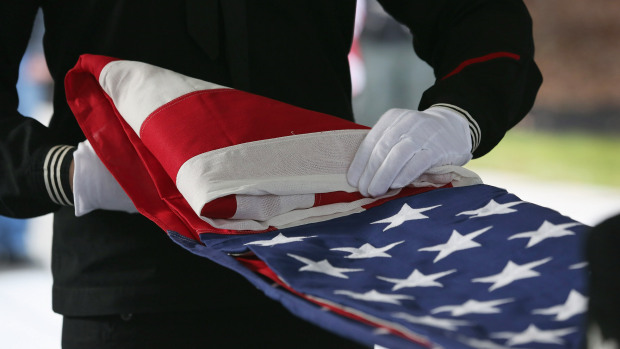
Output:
[347, 107, 473, 197]
[73, 140, 138, 216]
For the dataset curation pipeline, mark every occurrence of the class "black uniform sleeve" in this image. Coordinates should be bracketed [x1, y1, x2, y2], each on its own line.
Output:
[377, 0, 542, 157]
[0, 1, 74, 218]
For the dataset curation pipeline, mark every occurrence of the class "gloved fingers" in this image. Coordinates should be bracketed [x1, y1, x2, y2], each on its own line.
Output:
[355, 123, 419, 197]
[347, 109, 410, 187]
[363, 137, 421, 197]
[390, 149, 435, 190]
[349, 106, 473, 196]
[356, 143, 393, 197]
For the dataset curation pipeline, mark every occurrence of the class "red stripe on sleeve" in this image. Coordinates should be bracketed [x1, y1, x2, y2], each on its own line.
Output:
[441, 52, 520, 80]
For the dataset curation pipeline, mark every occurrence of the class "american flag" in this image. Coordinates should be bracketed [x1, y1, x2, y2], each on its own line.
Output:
[66, 55, 589, 348]
[173, 184, 589, 348]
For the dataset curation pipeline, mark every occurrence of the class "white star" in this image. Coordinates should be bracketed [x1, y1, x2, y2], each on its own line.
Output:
[569, 262, 588, 270]
[509, 220, 581, 247]
[287, 254, 363, 279]
[372, 204, 441, 231]
[472, 257, 551, 291]
[392, 313, 470, 331]
[491, 324, 577, 346]
[245, 233, 316, 246]
[378, 268, 456, 291]
[432, 298, 514, 316]
[331, 241, 404, 259]
[457, 200, 524, 218]
[419, 226, 492, 262]
[532, 289, 588, 321]
[334, 289, 414, 305]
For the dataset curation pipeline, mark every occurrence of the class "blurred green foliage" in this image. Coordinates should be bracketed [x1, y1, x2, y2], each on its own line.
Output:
[467, 130, 620, 187]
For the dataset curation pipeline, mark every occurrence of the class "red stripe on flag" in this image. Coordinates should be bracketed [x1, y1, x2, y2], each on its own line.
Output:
[200, 195, 237, 219]
[314, 191, 366, 207]
[442, 52, 520, 80]
[139, 89, 369, 179]
[72, 54, 120, 81]
[313, 186, 448, 210]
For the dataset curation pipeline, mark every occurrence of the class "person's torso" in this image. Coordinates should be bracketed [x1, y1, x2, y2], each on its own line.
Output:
[38, 0, 358, 315]
[41, 0, 357, 145]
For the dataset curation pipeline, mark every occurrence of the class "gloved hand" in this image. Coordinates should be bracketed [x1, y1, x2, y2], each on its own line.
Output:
[72, 140, 138, 216]
[347, 107, 473, 197]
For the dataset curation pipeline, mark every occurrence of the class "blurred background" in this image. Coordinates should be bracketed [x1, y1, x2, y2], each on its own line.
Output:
[2, 1, 619, 347]
[352, 0, 620, 225]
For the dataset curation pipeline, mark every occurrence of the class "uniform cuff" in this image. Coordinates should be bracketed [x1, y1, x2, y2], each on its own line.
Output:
[42, 145, 76, 206]
[429, 103, 481, 153]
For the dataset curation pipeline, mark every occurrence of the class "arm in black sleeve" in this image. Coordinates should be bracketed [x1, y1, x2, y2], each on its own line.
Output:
[0, 2, 75, 218]
[377, 0, 542, 157]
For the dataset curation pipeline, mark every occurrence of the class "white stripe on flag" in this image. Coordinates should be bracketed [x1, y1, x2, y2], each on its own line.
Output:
[175, 129, 368, 213]
[98, 60, 229, 136]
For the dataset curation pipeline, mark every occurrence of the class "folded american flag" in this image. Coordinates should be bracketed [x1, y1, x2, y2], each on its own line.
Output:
[65, 55, 589, 348]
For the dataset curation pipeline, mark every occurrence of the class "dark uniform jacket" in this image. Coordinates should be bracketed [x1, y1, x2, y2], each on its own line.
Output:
[0, 0, 541, 316]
